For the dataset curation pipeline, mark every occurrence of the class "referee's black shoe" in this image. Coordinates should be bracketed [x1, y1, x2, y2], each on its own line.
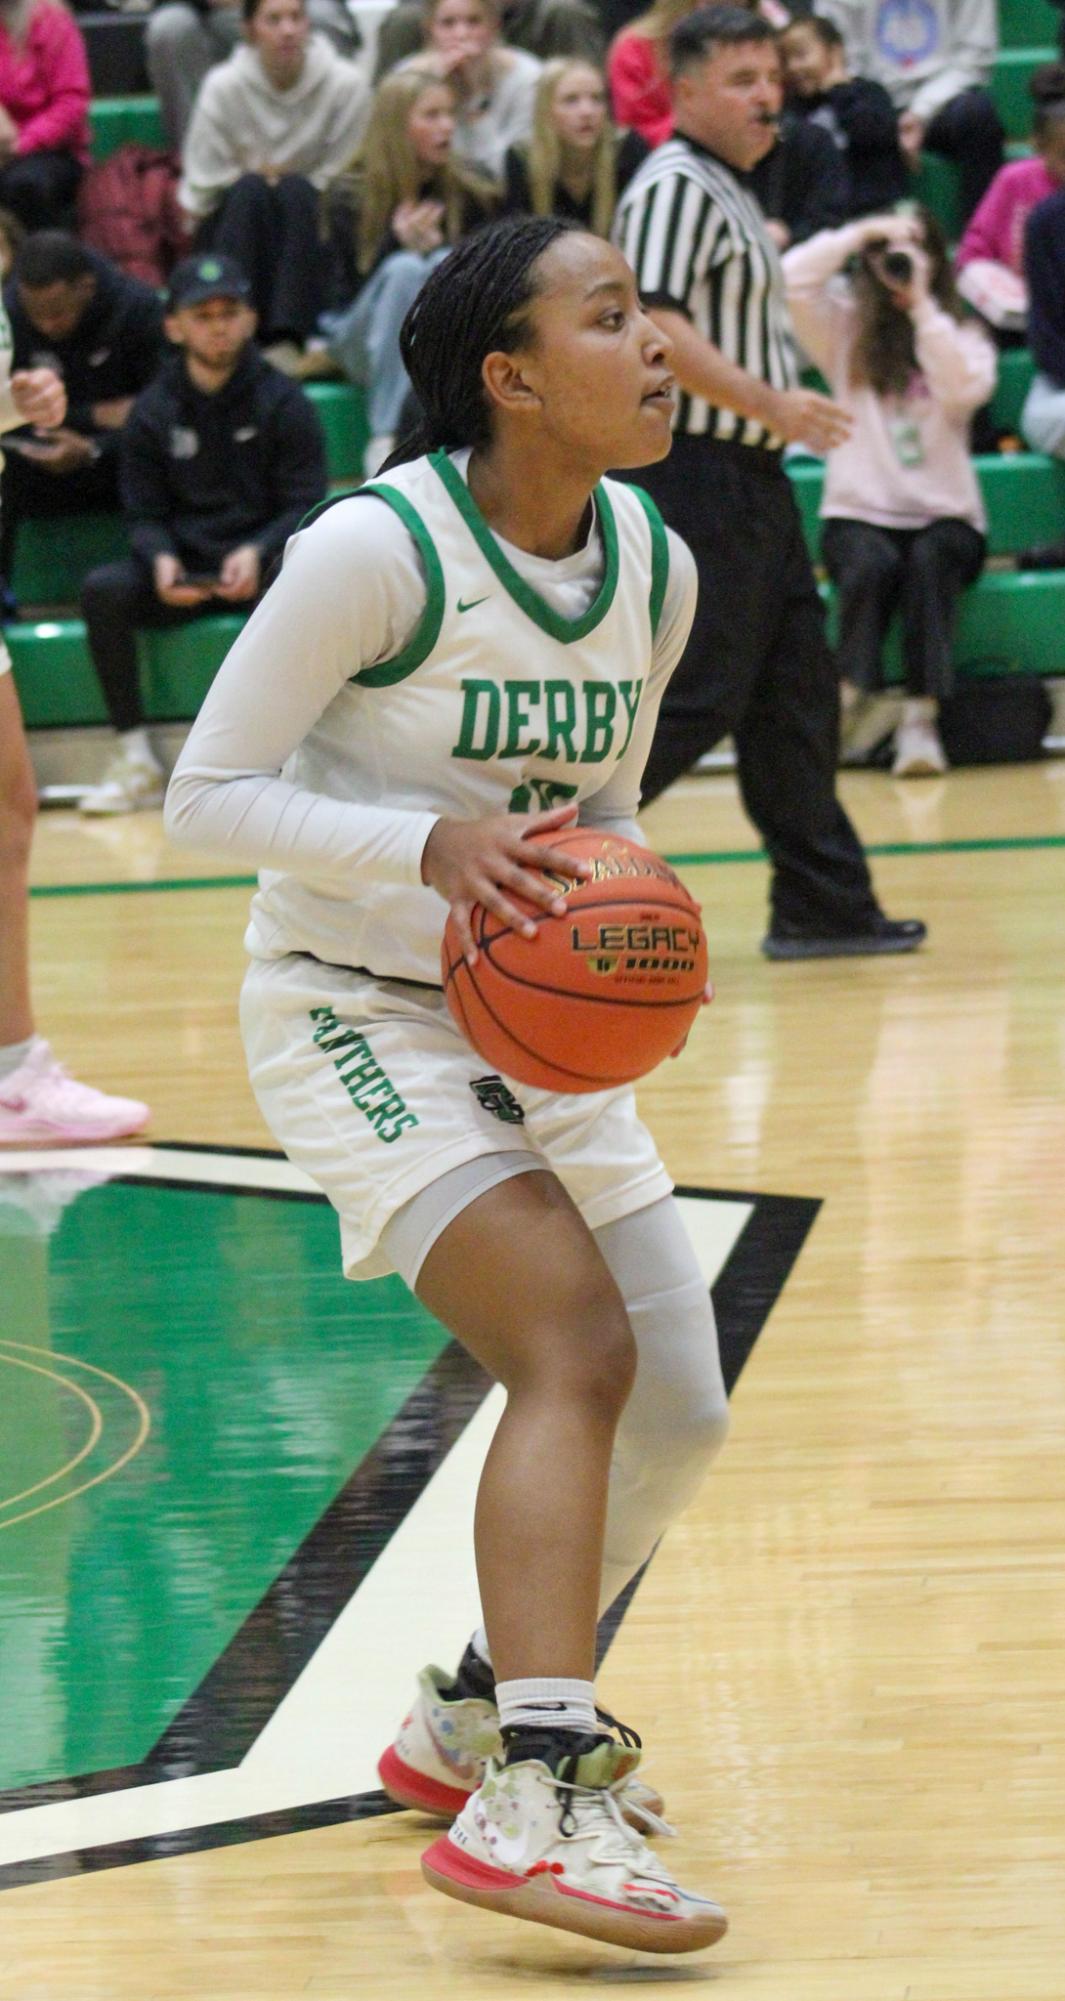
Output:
[762, 915, 927, 961]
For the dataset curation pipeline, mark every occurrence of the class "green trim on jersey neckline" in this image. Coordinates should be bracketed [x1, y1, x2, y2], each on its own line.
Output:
[628, 484, 669, 639]
[349, 482, 447, 686]
[429, 449, 620, 644]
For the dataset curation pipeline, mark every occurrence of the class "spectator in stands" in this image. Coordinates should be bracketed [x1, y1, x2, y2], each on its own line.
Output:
[78, 252, 327, 815]
[179, 0, 369, 367]
[379, 0, 601, 84]
[819, 0, 1004, 223]
[783, 209, 995, 776]
[505, 0, 604, 64]
[607, 0, 694, 145]
[1016, 182, 1065, 567]
[147, 0, 360, 152]
[396, 0, 542, 178]
[0, 230, 165, 611]
[0, 318, 150, 1143]
[322, 68, 497, 473]
[0, 0, 90, 232]
[956, 64, 1065, 340]
[779, 13, 908, 217]
[749, 96, 849, 246]
[502, 56, 647, 229]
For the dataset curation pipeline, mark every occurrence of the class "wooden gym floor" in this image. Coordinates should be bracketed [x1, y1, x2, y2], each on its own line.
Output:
[2, 759, 1063, 1999]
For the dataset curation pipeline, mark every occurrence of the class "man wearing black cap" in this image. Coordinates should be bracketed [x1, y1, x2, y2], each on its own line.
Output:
[79, 253, 327, 815]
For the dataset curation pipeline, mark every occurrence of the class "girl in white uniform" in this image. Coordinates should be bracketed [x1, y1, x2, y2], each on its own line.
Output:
[166, 216, 730, 1954]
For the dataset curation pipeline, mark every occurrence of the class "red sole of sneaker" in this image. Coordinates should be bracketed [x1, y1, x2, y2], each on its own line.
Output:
[421, 1835, 727, 1956]
[377, 1745, 472, 1819]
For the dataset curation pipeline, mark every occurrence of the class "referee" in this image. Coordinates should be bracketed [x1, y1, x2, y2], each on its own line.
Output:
[614, 7, 925, 959]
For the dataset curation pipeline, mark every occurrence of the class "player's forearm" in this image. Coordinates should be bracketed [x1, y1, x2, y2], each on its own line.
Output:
[648, 309, 782, 428]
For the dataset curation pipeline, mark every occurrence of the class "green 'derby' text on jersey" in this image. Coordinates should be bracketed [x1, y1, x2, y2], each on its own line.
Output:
[247, 449, 673, 987]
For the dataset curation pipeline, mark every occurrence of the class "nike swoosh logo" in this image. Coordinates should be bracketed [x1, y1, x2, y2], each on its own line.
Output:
[457, 595, 491, 614]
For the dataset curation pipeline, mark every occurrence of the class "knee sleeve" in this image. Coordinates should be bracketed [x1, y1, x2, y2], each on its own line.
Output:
[593, 1197, 729, 1613]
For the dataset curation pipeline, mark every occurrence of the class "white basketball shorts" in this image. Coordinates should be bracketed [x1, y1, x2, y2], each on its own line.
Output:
[240, 953, 673, 1281]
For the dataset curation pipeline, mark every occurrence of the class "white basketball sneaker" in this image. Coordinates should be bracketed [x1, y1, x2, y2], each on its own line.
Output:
[421, 1741, 727, 1954]
[0, 1040, 150, 1146]
[379, 1668, 667, 1829]
[379, 1666, 503, 1818]
[80, 744, 165, 816]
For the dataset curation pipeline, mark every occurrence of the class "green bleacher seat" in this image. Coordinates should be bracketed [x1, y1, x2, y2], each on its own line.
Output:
[10, 613, 243, 729]
[11, 550, 1064, 733]
[787, 450, 1065, 558]
[999, 0, 1061, 46]
[911, 153, 965, 239]
[89, 95, 167, 161]
[991, 346, 1036, 433]
[12, 515, 127, 605]
[821, 569, 1065, 678]
[991, 46, 1057, 138]
[304, 381, 369, 483]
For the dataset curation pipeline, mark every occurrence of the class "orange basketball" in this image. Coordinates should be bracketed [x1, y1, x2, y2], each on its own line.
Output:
[441, 829, 708, 1093]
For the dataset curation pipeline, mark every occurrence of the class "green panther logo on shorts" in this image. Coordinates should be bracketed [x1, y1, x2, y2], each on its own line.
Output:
[470, 1075, 525, 1124]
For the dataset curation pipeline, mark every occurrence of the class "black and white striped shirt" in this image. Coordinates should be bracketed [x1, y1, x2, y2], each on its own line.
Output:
[614, 135, 798, 449]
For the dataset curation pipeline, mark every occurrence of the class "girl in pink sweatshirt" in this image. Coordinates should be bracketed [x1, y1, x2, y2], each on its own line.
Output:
[0, 0, 91, 231]
[782, 210, 996, 776]
[956, 69, 1065, 336]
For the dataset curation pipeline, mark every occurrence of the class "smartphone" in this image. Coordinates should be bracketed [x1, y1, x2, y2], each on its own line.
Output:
[180, 573, 220, 589]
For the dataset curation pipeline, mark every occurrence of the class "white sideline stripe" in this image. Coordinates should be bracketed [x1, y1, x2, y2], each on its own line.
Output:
[0, 1146, 320, 1194]
[0, 1172, 749, 1868]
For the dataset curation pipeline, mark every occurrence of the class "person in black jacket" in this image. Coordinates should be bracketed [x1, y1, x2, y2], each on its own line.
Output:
[1015, 185, 1065, 567]
[0, 231, 165, 611]
[748, 105, 849, 248]
[778, 15, 908, 219]
[78, 252, 327, 815]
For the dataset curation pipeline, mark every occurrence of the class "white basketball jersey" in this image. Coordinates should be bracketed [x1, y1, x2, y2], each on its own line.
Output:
[247, 448, 672, 986]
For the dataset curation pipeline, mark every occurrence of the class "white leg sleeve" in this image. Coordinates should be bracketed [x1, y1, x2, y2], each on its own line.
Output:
[593, 1196, 730, 1615]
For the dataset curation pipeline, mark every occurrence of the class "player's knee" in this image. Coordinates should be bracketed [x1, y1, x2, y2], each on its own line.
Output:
[618, 1278, 730, 1476]
[527, 1268, 637, 1417]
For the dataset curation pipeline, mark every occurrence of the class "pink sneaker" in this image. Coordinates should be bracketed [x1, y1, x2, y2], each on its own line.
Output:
[0, 1040, 150, 1146]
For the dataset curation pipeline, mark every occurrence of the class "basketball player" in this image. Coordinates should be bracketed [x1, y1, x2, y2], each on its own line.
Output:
[0, 305, 150, 1146]
[166, 218, 730, 1954]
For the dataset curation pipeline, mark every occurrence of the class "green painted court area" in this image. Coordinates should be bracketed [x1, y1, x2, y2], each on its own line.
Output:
[0, 1175, 448, 1793]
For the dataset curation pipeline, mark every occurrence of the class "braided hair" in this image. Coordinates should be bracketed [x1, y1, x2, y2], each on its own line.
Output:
[381, 214, 583, 471]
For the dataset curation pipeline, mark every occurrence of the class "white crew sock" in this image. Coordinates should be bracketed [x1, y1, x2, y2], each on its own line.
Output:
[0, 1035, 34, 1082]
[495, 1677, 598, 1736]
[119, 727, 156, 765]
[901, 697, 938, 726]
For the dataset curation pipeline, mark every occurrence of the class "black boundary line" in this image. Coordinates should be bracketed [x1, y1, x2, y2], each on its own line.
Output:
[0, 1180, 819, 1891]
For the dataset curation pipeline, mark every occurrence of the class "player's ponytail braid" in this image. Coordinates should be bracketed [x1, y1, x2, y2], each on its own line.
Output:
[379, 216, 580, 472]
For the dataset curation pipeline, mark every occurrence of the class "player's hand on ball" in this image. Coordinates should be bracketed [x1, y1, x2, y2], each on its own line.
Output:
[670, 979, 714, 1058]
[422, 802, 593, 965]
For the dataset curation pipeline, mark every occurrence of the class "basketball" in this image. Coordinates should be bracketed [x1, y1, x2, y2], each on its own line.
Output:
[441, 829, 708, 1093]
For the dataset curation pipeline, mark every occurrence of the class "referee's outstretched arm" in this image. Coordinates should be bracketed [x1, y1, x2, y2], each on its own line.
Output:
[648, 306, 851, 457]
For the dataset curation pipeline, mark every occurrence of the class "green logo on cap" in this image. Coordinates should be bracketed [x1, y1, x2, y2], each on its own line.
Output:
[197, 258, 224, 281]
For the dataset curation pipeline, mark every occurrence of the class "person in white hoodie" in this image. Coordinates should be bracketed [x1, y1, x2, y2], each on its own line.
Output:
[820, 0, 1004, 222]
[179, 0, 369, 360]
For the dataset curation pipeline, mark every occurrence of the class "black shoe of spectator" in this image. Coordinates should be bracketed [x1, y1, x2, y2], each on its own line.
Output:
[1016, 538, 1065, 571]
[762, 915, 927, 960]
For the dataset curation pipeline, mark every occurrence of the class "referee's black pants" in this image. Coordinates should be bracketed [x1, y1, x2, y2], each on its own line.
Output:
[624, 434, 879, 935]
